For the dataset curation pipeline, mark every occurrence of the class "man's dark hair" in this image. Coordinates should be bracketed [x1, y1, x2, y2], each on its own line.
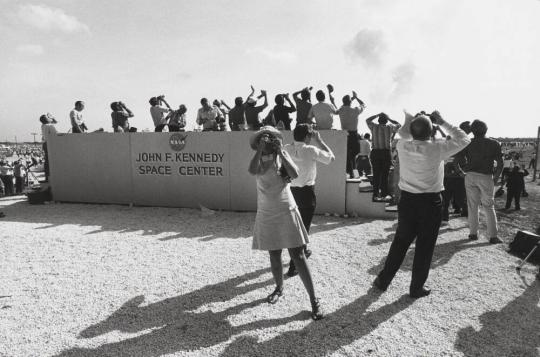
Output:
[293, 123, 314, 142]
[75, 101, 84, 107]
[378, 113, 389, 125]
[39, 114, 48, 124]
[275, 94, 284, 105]
[364, 133, 370, 139]
[470, 120, 488, 137]
[110, 102, 119, 111]
[410, 116, 432, 140]
[234, 97, 243, 106]
[342, 95, 351, 106]
[300, 89, 310, 101]
[200, 97, 208, 106]
[149, 97, 158, 106]
[459, 121, 471, 134]
[315, 90, 325, 102]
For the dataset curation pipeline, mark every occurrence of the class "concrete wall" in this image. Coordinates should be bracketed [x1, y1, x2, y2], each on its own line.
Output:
[48, 130, 347, 213]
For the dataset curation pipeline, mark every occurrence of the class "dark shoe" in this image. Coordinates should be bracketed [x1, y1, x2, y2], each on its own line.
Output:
[468, 234, 478, 241]
[311, 298, 324, 320]
[373, 276, 388, 292]
[304, 249, 312, 259]
[489, 237, 503, 244]
[515, 207, 521, 211]
[266, 286, 283, 304]
[410, 287, 431, 298]
[460, 212, 468, 217]
[286, 261, 298, 277]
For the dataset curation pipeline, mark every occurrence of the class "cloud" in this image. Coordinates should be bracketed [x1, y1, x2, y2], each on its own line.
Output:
[391, 62, 416, 97]
[344, 29, 387, 67]
[245, 47, 297, 64]
[16, 44, 44, 56]
[17, 4, 90, 34]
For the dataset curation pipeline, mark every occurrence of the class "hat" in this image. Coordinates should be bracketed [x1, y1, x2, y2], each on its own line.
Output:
[249, 126, 283, 150]
[247, 97, 257, 104]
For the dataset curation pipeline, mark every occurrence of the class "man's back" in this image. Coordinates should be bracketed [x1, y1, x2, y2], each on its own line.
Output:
[462, 137, 502, 175]
[294, 99, 312, 125]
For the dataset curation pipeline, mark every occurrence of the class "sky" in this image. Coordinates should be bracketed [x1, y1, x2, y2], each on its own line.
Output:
[1, 0, 539, 142]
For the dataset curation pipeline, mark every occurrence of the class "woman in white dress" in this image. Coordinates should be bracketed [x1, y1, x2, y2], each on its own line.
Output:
[248, 126, 323, 320]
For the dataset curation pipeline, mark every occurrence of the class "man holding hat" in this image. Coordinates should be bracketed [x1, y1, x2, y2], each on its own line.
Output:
[245, 90, 268, 130]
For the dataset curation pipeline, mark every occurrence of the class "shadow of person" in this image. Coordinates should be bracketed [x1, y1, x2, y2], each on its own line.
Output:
[221, 288, 415, 357]
[367, 238, 492, 276]
[54, 267, 300, 357]
[454, 281, 539, 357]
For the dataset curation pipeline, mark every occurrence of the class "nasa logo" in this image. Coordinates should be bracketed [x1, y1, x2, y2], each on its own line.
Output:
[169, 133, 187, 151]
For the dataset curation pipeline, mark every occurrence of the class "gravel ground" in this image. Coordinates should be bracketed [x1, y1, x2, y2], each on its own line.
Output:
[1, 180, 539, 357]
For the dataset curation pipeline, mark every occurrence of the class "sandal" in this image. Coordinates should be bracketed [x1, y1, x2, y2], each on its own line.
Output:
[311, 298, 324, 320]
[266, 286, 283, 304]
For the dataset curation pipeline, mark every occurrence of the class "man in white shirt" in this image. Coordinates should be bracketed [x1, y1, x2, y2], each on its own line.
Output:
[284, 124, 335, 276]
[373, 111, 470, 298]
[70, 101, 87, 133]
[356, 133, 372, 177]
[197, 98, 224, 131]
[149, 96, 172, 132]
[308, 86, 338, 130]
[40, 113, 58, 181]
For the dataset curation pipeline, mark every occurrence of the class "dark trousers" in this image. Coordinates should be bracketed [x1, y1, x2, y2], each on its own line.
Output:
[288, 185, 316, 272]
[0, 175, 14, 196]
[377, 190, 443, 292]
[155, 124, 167, 132]
[505, 187, 521, 209]
[370, 149, 392, 197]
[442, 177, 466, 220]
[356, 156, 372, 177]
[346, 131, 360, 176]
[15, 176, 24, 194]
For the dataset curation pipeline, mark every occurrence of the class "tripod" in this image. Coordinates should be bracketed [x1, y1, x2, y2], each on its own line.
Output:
[516, 240, 540, 280]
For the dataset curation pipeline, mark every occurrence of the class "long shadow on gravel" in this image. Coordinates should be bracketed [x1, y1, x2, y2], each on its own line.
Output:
[454, 280, 539, 357]
[220, 289, 414, 357]
[367, 238, 491, 276]
[54, 267, 300, 357]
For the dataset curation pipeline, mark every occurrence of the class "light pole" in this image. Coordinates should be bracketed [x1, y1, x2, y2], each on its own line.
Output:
[31, 133, 38, 144]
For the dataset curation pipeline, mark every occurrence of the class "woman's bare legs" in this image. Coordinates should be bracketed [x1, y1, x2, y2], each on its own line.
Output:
[268, 250, 284, 303]
[288, 246, 323, 320]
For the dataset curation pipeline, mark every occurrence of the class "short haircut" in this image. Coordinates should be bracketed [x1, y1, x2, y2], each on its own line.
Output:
[75, 100, 84, 107]
[110, 102, 119, 111]
[315, 90, 325, 101]
[149, 97, 158, 106]
[342, 95, 351, 105]
[300, 89, 310, 100]
[39, 114, 48, 124]
[410, 116, 432, 140]
[234, 97, 243, 106]
[274, 94, 284, 105]
[470, 120, 488, 137]
[378, 113, 389, 124]
[200, 97, 208, 105]
[293, 123, 314, 142]
[459, 121, 471, 133]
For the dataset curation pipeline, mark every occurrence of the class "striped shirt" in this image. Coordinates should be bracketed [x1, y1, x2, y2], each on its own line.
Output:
[367, 122, 400, 150]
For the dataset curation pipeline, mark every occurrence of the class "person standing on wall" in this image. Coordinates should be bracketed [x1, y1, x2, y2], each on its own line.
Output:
[308, 85, 338, 130]
[111, 101, 134, 133]
[356, 133, 372, 178]
[338, 90, 366, 178]
[196, 98, 224, 131]
[245, 89, 268, 130]
[222, 86, 255, 131]
[249, 126, 323, 320]
[366, 112, 401, 201]
[455, 120, 503, 244]
[283, 124, 335, 277]
[70, 101, 87, 133]
[374, 111, 470, 298]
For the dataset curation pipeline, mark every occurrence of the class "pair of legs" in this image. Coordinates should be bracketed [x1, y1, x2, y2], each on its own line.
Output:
[370, 149, 392, 198]
[376, 191, 442, 295]
[346, 131, 360, 177]
[356, 155, 372, 177]
[288, 186, 316, 275]
[505, 187, 521, 210]
[268, 247, 322, 319]
[465, 172, 498, 239]
[442, 177, 466, 221]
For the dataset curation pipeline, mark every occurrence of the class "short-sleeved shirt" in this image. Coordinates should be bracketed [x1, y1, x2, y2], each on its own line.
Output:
[338, 106, 362, 131]
[309, 102, 336, 130]
[168, 111, 186, 128]
[284, 142, 334, 187]
[112, 111, 130, 131]
[294, 99, 313, 125]
[197, 106, 222, 130]
[273, 105, 295, 127]
[358, 138, 372, 156]
[70, 109, 84, 128]
[245, 105, 266, 129]
[459, 137, 502, 175]
[150, 105, 169, 127]
[368, 122, 400, 150]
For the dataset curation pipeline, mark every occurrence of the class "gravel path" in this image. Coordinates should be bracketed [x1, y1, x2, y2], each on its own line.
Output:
[1, 181, 539, 357]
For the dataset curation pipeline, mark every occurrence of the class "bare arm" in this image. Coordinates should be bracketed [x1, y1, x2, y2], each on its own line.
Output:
[284, 94, 296, 112]
[277, 149, 299, 179]
[121, 103, 134, 117]
[220, 100, 231, 111]
[312, 131, 335, 160]
[248, 146, 264, 175]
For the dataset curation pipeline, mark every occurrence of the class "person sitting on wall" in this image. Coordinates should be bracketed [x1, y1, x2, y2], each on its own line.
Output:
[213, 99, 229, 131]
[166, 104, 187, 132]
[222, 85, 256, 131]
[245, 89, 268, 130]
[293, 87, 314, 126]
[70, 101, 88, 133]
[308, 85, 338, 130]
[149, 95, 172, 132]
[196, 98, 224, 131]
[338, 90, 366, 178]
[111, 101, 135, 133]
[272, 93, 296, 130]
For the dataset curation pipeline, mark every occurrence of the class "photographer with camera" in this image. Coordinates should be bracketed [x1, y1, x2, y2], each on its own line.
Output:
[149, 95, 172, 132]
[111, 101, 134, 133]
[249, 126, 323, 321]
[196, 98, 224, 131]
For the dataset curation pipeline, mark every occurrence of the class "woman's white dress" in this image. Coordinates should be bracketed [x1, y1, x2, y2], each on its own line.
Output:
[252, 159, 309, 251]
